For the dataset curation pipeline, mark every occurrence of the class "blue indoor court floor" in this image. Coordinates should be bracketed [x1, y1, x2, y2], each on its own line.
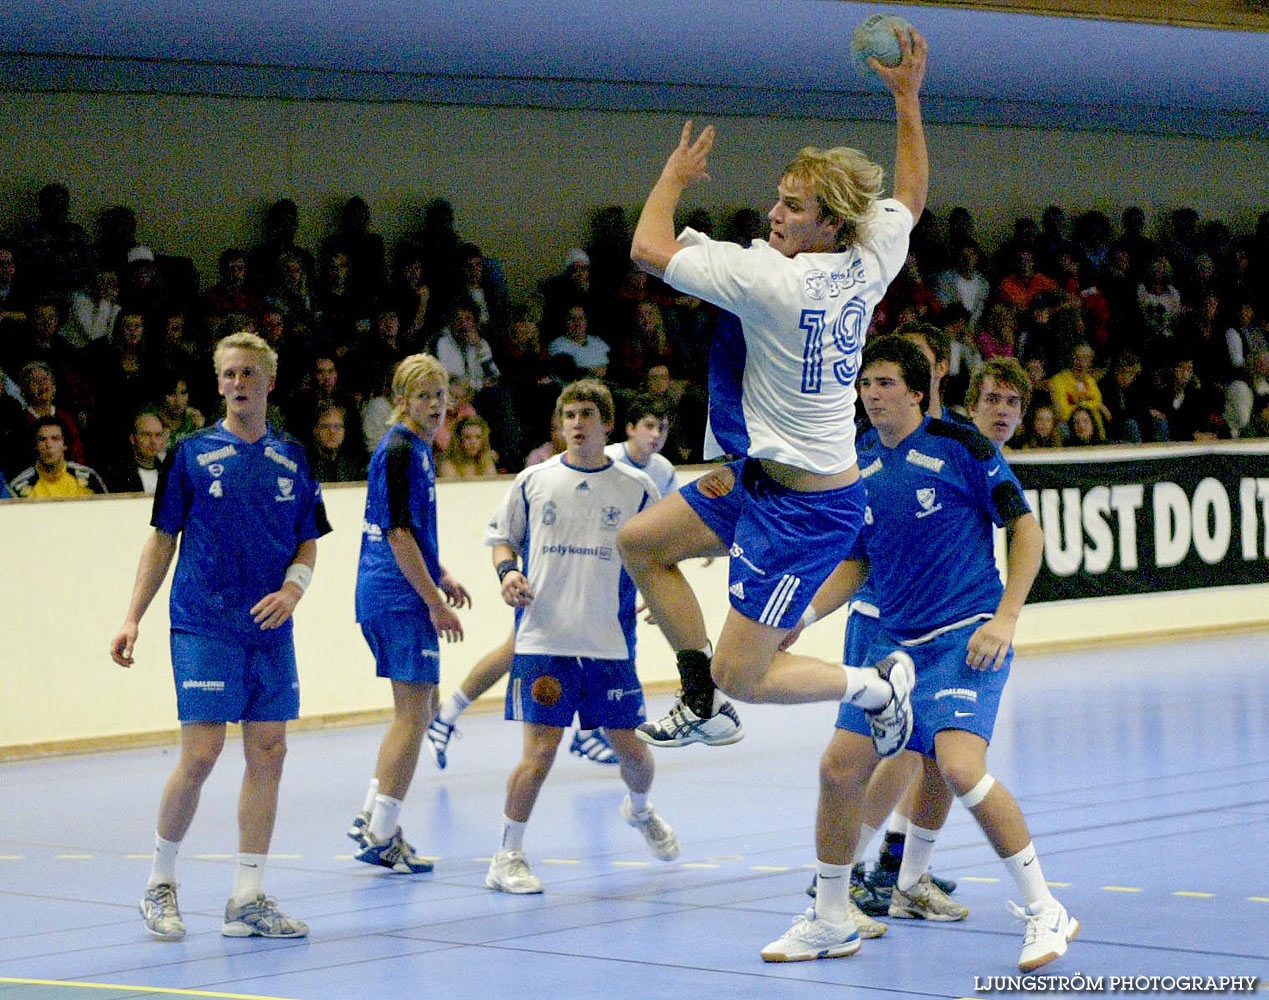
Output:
[1, 633, 1266, 1000]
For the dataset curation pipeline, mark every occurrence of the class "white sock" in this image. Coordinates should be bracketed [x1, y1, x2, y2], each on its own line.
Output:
[438, 690, 471, 726]
[896, 823, 939, 892]
[369, 793, 403, 842]
[1002, 842, 1054, 908]
[852, 822, 880, 864]
[148, 834, 181, 887]
[360, 777, 379, 816]
[231, 852, 267, 905]
[814, 860, 852, 924]
[500, 815, 527, 852]
[887, 813, 910, 836]
[627, 790, 649, 814]
[842, 665, 894, 710]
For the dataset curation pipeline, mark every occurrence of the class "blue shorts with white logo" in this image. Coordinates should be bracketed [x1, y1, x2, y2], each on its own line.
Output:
[171, 630, 300, 723]
[681, 458, 867, 629]
[360, 614, 441, 684]
[506, 654, 646, 730]
[835, 619, 1010, 756]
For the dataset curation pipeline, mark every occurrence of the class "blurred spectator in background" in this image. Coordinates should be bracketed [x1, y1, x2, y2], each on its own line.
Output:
[437, 414, 499, 478]
[308, 400, 365, 483]
[9, 416, 106, 498]
[104, 410, 167, 494]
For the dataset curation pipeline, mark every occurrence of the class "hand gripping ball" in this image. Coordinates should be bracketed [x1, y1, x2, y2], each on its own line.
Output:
[851, 13, 912, 77]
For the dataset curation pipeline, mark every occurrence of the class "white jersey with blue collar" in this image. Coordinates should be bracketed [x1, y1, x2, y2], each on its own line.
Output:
[486, 454, 660, 659]
[665, 199, 912, 473]
[603, 442, 678, 497]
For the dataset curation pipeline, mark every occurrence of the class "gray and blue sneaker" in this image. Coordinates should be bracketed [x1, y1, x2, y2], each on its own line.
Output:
[354, 828, 434, 874]
[636, 696, 744, 747]
[347, 810, 371, 846]
[865, 652, 915, 757]
[139, 882, 185, 941]
[222, 894, 308, 938]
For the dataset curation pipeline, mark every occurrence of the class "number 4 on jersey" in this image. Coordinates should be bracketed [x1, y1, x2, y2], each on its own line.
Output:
[209, 479, 223, 497]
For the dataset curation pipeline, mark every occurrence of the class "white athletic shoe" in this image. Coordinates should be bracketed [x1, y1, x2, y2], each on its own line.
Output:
[139, 882, 185, 941]
[1009, 898, 1080, 971]
[486, 849, 544, 894]
[620, 795, 681, 861]
[865, 652, 915, 758]
[760, 906, 861, 962]
[847, 896, 887, 938]
[636, 697, 744, 747]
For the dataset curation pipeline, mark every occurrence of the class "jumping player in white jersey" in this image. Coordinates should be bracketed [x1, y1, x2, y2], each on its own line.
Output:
[425, 393, 680, 768]
[111, 332, 330, 941]
[619, 25, 929, 748]
[484, 380, 680, 893]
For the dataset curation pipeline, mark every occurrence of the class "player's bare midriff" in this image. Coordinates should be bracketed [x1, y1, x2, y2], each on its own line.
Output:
[759, 459, 860, 492]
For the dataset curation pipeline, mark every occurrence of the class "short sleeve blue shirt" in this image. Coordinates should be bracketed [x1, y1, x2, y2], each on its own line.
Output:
[152, 422, 330, 644]
[856, 416, 1030, 639]
[355, 423, 440, 622]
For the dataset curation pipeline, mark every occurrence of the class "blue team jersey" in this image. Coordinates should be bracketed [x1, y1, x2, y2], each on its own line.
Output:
[854, 416, 1030, 640]
[152, 422, 330, 644]
[356, 423, 440, 622]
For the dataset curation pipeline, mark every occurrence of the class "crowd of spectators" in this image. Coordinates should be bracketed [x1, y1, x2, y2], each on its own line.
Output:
[3, 183, 1269, 500]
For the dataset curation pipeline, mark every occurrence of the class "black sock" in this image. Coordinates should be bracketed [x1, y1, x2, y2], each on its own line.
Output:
[878, 830, 905, 873]
[676, 649, 714, 718]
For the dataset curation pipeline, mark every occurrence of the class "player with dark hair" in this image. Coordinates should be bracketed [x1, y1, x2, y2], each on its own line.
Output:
[483, 380, 679, 893]
[762, 336, 1076, 972]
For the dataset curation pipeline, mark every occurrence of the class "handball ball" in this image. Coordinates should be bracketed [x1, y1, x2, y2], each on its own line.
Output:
[851, 13, 912, 77]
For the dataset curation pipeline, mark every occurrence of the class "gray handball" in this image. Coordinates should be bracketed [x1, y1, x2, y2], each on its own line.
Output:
[851, 13, 911, 77]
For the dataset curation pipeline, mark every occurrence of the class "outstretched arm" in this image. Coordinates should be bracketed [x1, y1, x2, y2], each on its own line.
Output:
[872, 26, 929, 222]
[630, 120, 715, 279]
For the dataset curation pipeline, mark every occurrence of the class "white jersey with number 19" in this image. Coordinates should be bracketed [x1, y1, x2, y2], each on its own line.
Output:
[664, 198, 911, 473]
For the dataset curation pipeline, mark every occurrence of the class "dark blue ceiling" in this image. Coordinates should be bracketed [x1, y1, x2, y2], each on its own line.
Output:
[5, 1, 1268, 138]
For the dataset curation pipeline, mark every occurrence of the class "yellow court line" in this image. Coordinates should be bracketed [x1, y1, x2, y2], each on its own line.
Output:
[193, 854, 234, 861]
[0, 855, 23, 860]
[57, 854, 94, 860]
[751, 866, 792, 872]
[960, 876, 999, 883]
[333, 854, 355, 861]
[1173, 890, 1215, 898]
[0, 979, 298, 1000]
[1103, 885, 1143, 892]
[268, 854, 301, 860]
[710, 855, 744, 862]
[540, 859, 581, 865]
[681, 863, 720, 869]
[127, 853, 151, 860]
[1249, 896, 1269, 903]
[1046, 881, 1070, 887]
[612, 861, 651, 867]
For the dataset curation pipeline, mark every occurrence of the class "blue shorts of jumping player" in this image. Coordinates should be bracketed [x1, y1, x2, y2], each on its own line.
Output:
[171, 630, 300, 723]
[835, 618, 1011, 756]
[360, 614, 441, 685]
[506, 654, 646, 731]
[681, 457, 867, 629]
[842, 601, 881, 667]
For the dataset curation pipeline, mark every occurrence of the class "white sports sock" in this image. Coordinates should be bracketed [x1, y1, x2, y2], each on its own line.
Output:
[852, 822, 880, 864]
[896, 823, 939, 892]
[360, 777, 379, 816]
[500, 815, 527, 852]
[369, 793, 403, 842]
[147, 834, 181, 887]
[438, 690, 471, 726]
[1002, 842, 1054, 908]
[887, 813, 910, 836]
[842, 665, 893, 710]
[627, 790, 649, 814]
[814, 860, 852, 924]
[231, 852, 267, 905]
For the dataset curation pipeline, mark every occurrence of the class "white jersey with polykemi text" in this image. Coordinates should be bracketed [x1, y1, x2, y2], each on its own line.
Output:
[486, 454, 661, 659]
[664, 198, 912, 473]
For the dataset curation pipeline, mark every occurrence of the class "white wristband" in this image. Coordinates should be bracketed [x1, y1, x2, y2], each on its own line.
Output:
[800, 605, 819, 628]
[284, 563, 313, 593]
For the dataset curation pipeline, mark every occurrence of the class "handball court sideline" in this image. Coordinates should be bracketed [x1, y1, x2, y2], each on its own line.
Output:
[1, 632, 1266, 1000]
